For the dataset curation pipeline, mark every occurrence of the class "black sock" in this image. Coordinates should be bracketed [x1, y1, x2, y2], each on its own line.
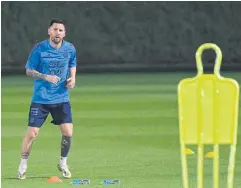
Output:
[61, 135, 72, 157]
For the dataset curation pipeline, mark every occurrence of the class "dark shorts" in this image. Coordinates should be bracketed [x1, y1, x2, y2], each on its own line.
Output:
[28, 102, 72, 128]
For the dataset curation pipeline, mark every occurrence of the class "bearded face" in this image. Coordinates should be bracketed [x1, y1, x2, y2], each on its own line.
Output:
[48, 23, 66, 44]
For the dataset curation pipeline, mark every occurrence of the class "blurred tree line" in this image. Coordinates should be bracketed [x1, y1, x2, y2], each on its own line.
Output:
[1, 1, 241, 74]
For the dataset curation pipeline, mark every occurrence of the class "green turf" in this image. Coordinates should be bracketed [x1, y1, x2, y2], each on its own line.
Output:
[1, 72, 241, 188]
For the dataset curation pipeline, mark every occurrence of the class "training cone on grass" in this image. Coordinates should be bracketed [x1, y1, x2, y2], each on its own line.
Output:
[46, 176, 62, 183]
[185, 148, 195, 155]
[204, 151, 217, 158]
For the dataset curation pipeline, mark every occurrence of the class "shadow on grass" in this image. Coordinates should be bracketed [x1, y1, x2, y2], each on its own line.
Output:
[2, 176, 50, 180]
[2, 176, 80, 180]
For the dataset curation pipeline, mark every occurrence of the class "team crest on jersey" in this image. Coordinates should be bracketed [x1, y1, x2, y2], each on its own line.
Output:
[62, 50, 69, 59]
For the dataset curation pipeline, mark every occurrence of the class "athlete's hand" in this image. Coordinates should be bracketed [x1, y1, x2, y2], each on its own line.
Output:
[45, 75, 61, 85]
[66, 77, 75, 89]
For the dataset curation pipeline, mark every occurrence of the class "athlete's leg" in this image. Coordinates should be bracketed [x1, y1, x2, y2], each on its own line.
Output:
[59, 123, 73, 165]
[17, 103, 49, 179]
[18, 127, 39, 178]
[60, 123, 73, 157]
[50, 102, 73, 178]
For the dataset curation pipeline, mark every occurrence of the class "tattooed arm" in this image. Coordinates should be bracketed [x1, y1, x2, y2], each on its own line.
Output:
[26, 69, 60, 85]
[26, 69, 48, 80]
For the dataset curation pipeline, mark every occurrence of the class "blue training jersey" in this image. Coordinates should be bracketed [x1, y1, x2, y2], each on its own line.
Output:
[25, 39, 77, 104]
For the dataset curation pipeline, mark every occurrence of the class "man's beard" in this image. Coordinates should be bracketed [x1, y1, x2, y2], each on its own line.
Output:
[51, 36, 62, 44]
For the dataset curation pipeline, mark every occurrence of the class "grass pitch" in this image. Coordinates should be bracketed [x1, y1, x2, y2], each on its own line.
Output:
[2, 72, 241, 188]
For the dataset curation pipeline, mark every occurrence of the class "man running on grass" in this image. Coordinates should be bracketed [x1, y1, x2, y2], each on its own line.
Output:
[17, 18, 77, 180]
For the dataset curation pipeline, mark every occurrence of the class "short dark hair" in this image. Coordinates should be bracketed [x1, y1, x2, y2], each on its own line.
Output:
[49, 19, 66, 29]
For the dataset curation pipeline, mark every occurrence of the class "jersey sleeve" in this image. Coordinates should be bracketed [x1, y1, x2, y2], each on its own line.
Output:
[69, 45, 77, 68]
[25, 44, 40, 70]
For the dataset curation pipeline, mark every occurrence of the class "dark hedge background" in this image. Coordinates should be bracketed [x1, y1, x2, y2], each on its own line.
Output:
[2, 1, 241, 74]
